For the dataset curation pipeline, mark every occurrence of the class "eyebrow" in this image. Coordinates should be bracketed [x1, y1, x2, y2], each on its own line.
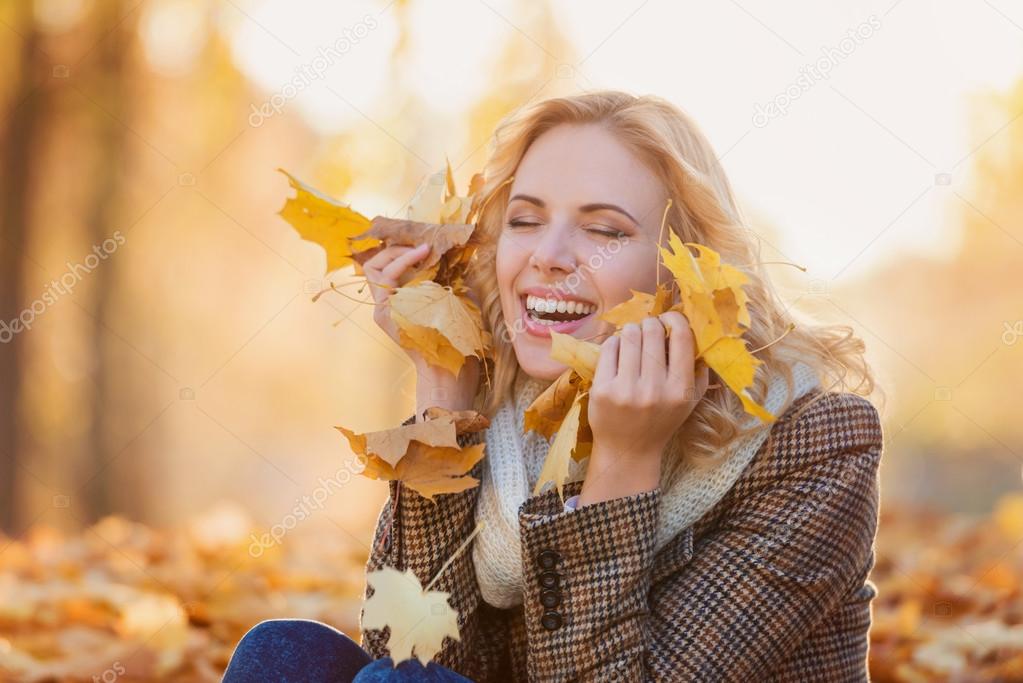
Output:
[508, 193, 639, 227]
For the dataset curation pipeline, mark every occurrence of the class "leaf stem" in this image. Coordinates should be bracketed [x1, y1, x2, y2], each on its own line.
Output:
[425, 520, 485, 592]
[655, 197, 673, 289]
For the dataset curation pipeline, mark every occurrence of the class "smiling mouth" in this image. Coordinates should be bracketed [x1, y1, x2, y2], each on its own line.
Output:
[522, 294, 597, 326]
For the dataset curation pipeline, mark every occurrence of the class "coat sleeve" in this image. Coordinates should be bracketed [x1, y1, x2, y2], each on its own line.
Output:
[515, 392, 884, 682]
[359, 414, 509, 681]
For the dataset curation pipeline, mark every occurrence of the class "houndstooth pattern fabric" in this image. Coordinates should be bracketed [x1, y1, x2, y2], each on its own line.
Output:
[359, 388, 884, 682]
[474, 359, 822, 609]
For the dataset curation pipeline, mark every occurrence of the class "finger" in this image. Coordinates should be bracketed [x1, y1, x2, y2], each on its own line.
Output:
[639, 316, 667, 380]
[617, 323, 642, 381]
[695, 362, 710, 401]
[593, 335, 620, 388]
[380, 243, 430, 282]
[659, 311, 695, 385]
[364, 245, 428, 302]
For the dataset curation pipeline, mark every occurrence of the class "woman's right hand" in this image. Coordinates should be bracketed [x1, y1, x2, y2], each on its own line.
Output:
[361, 243, 481, 419]
[362, 243, 431, 350]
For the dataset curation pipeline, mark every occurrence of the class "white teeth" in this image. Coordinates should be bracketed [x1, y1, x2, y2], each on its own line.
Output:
[525, 295, 595, 316]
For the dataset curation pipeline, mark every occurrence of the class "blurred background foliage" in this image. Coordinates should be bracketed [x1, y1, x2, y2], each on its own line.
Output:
[0, 0, 1021, 679]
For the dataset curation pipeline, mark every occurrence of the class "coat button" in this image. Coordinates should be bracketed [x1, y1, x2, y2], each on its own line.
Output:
[539, 571, 560, 589]
[540, 589, 561, 609]
[540, 610, 563, 631]
[536, 549, 561, 570]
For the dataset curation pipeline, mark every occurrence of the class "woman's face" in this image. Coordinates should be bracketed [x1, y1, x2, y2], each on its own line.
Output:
[496, 123, 674, 380]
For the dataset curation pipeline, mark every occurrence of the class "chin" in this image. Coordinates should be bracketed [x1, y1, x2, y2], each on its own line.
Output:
[514, 351, 566, 381]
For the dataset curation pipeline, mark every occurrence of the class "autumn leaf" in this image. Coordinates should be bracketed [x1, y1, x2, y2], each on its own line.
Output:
[701, 336, 773, 424]
[598, 284, 673, 328]
[397, 441, 486, 500]
[525, 332, 599, 497]
[533, 391, 591, 499]
[348, 440, 485, 501]
[338, 410, 489, 500]
[277, 170, 380, 274]
[349, 217, 475, 284]
[335, 416, 462, 468]
[362, 567, 460, 666]
[548, 329, 600, 383]
[279, 162, 490, 377]
[524, 370, 583, 440]
[658, 232, 774, 423]
[390, 280, 492, 377]
[422, 406, 491, 435]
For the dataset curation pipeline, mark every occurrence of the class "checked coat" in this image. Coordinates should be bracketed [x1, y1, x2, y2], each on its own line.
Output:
[359, 387, 884, 682]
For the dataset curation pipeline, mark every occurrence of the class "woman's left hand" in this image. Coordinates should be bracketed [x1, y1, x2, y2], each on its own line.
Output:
[579, 311, 710, 506]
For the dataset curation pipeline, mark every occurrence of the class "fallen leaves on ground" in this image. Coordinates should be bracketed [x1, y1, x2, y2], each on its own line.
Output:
[1, 496, 1021, 680]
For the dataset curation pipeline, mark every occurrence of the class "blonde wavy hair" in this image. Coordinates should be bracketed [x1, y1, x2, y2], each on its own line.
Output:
[464, 90, 880, 484]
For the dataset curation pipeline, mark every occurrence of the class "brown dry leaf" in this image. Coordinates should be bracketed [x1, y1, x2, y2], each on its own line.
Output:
[524, 370, 582, 440]
[422, 407, 491, 435]
[336, 416, 461, 468]
[395, 441, 485, 500]
[339, 410, 489, 498]
[361, 567, 460, 666]
[533, 392, 590, 499]
[524, 332, 600, 494]
[390, 281, 491, 377]
[277, 170, 380, 274]
[349, 217, 474, 277]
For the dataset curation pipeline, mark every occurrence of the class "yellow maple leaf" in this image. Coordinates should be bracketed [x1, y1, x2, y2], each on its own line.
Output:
[362, 567, 460, 665]
[277, 170, 380, 274]
[659, 232, 774, 422]
[390, 281, 492, 376]
[406, 158, 482, 226]
[701, 333, 774, 424]
[598, 284, 673, 328]
[548, 330, 600, 383]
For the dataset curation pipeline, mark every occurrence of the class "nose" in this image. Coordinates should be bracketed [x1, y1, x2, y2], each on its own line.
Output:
[528, 220, 576, 276]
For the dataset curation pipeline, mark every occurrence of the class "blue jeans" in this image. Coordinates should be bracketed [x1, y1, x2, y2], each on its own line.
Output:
[221, 619, 473, 682]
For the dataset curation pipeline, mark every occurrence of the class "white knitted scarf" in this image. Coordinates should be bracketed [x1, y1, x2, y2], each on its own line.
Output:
[471, 359, 822, 608]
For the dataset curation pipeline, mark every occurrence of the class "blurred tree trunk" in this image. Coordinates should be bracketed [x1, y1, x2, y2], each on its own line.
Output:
[81, 0, 133, 522]
[0, 7, 43, 534]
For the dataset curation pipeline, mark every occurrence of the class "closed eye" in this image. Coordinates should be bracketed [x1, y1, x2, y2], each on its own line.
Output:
[506, 219, 542, 228]
[584, 224, 627, 239]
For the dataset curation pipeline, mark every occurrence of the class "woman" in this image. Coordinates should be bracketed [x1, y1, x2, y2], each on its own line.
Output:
[227, 90, 884, 682]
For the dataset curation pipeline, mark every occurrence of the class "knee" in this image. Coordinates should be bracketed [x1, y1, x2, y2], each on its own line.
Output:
[224, 619, 371, 682]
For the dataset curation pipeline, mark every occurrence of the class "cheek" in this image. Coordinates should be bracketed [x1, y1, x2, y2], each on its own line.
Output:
[495, 235, 525, 294]
[494, 240, 518, 320]
[591, 249, 659, 305]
